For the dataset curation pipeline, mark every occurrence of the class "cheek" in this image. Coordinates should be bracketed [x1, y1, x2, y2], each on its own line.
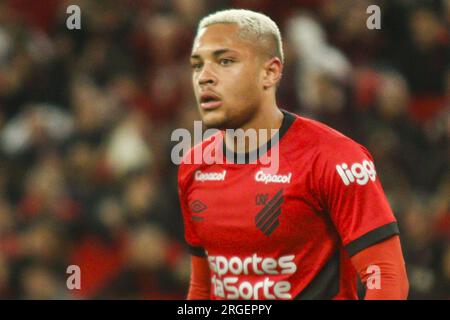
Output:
[226, 70, 260, 100]
[192, 74, 200, 88]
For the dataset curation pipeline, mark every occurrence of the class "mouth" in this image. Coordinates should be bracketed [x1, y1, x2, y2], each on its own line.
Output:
[199, 92, 222, 110]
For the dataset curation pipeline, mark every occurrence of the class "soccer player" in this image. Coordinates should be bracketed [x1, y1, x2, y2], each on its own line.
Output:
[178, 9, 409, 300]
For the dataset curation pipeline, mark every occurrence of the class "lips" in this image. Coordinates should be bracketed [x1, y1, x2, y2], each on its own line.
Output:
[199, 92, 222, 110]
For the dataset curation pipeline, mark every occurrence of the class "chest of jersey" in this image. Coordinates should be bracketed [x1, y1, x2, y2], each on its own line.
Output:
[186, 162, 338, 257]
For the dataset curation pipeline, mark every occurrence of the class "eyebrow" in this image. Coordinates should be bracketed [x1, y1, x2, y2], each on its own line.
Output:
[190, 48, 238, 60]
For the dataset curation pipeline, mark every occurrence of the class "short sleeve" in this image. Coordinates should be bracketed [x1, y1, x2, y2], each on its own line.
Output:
[317, 140, 399, 257]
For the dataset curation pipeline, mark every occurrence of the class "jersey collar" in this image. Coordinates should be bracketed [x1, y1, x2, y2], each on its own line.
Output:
[221, 109, 296, 164]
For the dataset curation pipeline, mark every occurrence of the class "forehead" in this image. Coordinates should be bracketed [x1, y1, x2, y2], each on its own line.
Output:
[192, 23, 252, 56]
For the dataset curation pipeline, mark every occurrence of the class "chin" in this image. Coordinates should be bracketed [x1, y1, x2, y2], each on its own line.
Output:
[200, 109, 228, 129]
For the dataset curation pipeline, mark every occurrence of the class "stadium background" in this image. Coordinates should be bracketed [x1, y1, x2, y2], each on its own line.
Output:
[0, 0, 448, 299]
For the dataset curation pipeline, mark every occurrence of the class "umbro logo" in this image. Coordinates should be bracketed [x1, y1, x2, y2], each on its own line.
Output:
[190, 200, 207, 213]
[190, 199, 207, 221]
[255, 189, 284, 236]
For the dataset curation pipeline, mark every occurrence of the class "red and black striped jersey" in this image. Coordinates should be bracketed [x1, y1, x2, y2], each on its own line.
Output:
[178, 110, 399, 300]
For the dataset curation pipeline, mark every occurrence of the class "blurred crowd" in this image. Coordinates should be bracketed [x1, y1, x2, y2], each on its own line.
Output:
[0, 0, 448, 299]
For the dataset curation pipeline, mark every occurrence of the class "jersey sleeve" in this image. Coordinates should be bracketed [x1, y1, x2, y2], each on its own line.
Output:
[178, 166, 206, 257]
[316, 139, 399, 257]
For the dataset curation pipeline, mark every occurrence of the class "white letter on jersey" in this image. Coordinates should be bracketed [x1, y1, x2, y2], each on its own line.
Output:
[336, 160, 376, 186]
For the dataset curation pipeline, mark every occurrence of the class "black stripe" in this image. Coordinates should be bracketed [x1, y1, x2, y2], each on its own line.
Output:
[277, 110, 296, 138]
[222, 109, 296, 164]
[295, 251, 340, 300]
[260, 208, 282, 232]
[256, 196, 284, 227]
[188, 245, 206, 257]
[265, 219, 280, 236]
[345, 222, 400, 257]
[255, 189, 283, 223]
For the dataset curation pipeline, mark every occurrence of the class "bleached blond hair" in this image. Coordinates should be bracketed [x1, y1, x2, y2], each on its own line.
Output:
[196, 9, 284, 64]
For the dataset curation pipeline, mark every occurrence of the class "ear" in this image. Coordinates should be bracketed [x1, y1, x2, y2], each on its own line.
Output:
[262, 57, 283, 90]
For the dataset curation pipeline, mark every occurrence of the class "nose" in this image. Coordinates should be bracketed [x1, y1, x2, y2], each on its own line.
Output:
[198, 63, 217, 86]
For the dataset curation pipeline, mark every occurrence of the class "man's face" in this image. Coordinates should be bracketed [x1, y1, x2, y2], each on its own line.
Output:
[190, 23, 265, 129]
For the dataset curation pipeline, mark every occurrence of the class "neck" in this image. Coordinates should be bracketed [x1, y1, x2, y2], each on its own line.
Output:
[224, 103, 284, 154]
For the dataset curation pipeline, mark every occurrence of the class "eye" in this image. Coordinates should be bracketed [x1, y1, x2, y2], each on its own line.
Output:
[191, 62, 202, 70]
[219, 58, 234, 66]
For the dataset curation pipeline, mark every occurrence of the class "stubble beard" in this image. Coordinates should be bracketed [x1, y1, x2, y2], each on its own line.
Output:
[200, 103, 258, 131]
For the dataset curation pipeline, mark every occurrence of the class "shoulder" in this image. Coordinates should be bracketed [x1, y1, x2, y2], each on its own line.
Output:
[288, 114, 371, 160]
[178, 130, 223, 189]
[282, 114, 374, 184]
